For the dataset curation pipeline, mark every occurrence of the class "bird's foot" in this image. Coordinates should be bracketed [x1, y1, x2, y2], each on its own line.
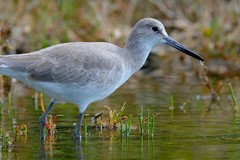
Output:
[74, 130, 82, 140]
[74, 125, 82, 140]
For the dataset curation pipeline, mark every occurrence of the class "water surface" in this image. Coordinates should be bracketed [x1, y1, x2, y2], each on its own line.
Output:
[1, 71, 240, 159]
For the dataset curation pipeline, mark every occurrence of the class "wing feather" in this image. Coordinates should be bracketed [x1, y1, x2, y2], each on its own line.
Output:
[0, 42, 124, 87]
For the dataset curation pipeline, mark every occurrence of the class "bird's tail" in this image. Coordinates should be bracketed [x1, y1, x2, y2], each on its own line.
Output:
[0, 56, 19, 78]
[0, 56, 9, 69]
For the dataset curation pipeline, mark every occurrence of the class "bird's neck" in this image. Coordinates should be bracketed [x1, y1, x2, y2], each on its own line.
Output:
[124, 37, 152, 74]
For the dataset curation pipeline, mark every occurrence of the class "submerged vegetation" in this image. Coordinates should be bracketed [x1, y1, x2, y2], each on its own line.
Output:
[84, 104, 159, 139]
[37, 96, 159, 139]
[40, 93, 63, 136]
[0, 124, 27, 151]
[228, 83, 239, 121]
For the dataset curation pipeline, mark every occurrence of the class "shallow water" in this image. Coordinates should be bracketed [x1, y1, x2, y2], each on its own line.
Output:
[1, 71, 240, 159]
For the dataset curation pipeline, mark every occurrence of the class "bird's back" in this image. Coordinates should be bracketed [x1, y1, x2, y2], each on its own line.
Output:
[0, 42, 128, 104]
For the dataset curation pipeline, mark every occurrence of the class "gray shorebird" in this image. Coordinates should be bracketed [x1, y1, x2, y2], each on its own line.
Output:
[0, 18, 204, 139]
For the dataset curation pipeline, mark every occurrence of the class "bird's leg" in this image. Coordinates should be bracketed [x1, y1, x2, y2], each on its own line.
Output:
[74, 112, 84, 139]
[39, 98, 56, 139]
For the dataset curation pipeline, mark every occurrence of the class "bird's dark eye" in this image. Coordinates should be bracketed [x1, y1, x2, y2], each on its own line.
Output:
[152, 27, 159, 32]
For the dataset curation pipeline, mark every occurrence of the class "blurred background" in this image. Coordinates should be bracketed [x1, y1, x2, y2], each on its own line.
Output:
[1, 0, 239, 60]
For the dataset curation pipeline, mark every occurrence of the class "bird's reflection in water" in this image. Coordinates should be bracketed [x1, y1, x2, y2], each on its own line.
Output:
[39, 135, 83, 159]
[74, 139, 84, 159]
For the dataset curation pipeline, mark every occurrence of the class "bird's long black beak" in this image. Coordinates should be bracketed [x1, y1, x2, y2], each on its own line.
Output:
[164, 36, 204, 61]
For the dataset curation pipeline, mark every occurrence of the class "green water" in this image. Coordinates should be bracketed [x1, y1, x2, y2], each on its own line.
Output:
[1, 74, 240, 159]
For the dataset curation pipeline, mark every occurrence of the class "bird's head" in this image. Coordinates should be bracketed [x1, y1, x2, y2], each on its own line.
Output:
[128, 18, 204, 61]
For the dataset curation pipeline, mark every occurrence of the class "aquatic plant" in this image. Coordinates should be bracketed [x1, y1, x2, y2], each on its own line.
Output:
[147, 108, 150, 135]
[0, 128, 13, 150]
[103, 102, 126, 129]
[40, 93, 45, 113]
[179, 99, 190, 113]
[151, 114, 155, 137]
[228, 83, 239, 120]
[84, 119, 88, 139]
[135, 107, 160, 137]
[7, 93, 11, 114]
[120, 120, 123, 138]
[125, 115, 132, 138]
[198, 64, 225, 117]
[40, 93, 62, 136]
[137, 107, 144, 135]
[0, 124, 27, 151]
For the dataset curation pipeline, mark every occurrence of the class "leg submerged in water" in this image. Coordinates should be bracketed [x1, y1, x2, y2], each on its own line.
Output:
[39, 98, 56, 139]
[74, 112, 84, 139]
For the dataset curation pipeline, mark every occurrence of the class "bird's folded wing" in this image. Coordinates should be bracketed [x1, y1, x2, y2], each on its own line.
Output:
[0, 43, 119, 86]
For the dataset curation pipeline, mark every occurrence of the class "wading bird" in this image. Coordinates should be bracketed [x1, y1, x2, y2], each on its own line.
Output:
[0, 18, 204, 139]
